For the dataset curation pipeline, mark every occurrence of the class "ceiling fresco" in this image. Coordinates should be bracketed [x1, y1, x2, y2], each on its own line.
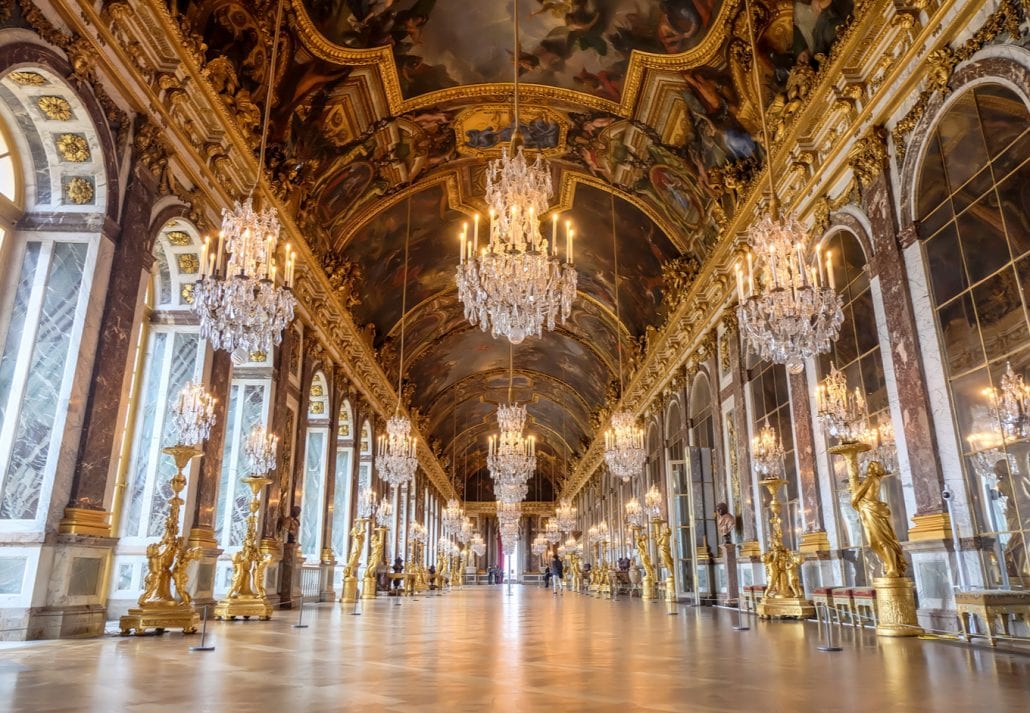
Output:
[169, 0, 856, 493]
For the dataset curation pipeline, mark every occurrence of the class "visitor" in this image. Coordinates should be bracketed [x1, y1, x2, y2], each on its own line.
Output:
[392, 556, 404, 593]
[550, 554, 564, 595]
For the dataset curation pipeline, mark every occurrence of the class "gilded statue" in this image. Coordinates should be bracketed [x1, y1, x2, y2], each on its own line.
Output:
[656, 523, 675, 577]
[851, 461, 906, 578]
[635, 528, 655, 583]
[170, 539, 200, 606]
[344, 520, 367, 579]
[762, 547, 803, 599]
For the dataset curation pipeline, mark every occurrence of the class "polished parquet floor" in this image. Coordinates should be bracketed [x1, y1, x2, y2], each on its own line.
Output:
[1, 586, 1028, 712]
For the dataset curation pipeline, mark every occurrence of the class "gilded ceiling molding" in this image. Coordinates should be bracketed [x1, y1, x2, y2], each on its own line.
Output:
[464, 501, 556, 517]
[289, 0, 738, 118]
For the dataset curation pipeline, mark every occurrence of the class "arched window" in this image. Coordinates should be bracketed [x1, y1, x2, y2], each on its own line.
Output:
[665, 400, 694, 597]
[330, 399, 354, 567]
[299, 371, 330, 558]
[689, 374, 719, 558]
[916, 83, 1030, 588]
[120, 222, 205, 541]
[214, 379, 271, 549]
[0, 68, 107, 526]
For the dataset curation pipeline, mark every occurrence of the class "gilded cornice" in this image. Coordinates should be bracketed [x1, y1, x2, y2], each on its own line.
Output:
[560, 0, 1004, 500]
[56, 0, 458, 500]
[289, 0, 739, 118]
[464, 501, 556, 517]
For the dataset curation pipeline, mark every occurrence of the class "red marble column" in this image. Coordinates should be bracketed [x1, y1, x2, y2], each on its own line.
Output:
[724, 320, 758, 542]
[861, 148, 947, 520]
[789, 371, 824, 533]
[61, 168, 157, 537]
[262, 325, 299, 540]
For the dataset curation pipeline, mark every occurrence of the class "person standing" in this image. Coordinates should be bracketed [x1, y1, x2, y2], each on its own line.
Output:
[550, 554, 565, 596]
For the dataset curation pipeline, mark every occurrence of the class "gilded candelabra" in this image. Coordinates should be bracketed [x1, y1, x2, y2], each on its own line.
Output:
[120, 444, 203, 635]
[829, 441, 922, 636]
[214, 475, 274, 621]
[340, 517, 367, 604]
[756, 478, 814, 620]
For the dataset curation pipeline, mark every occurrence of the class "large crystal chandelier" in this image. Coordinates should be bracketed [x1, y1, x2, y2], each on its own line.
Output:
[602, 193, 646, 481]
[442, 498, 464, 535]
[454, 0, 576, 345]
[488, 402, 536, 489]
[733, 0, 842, 375]
[531, 532, 548, 557]
[815, 363, 867, 443]
[192, 0, 296, 355]
[751, 419, 785, 478]
[376, 196, 419, 489]
[544, 519, 561, 544]
[554, 499, 577, 533]
[169, 381, 217, 447]
[984, 361, 1030, 441]
[624, 497, 645, 528]
[470, 532, 486, 559]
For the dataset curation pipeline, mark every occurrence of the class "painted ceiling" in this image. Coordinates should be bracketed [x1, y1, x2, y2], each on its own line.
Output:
[173, 0, 855, 497]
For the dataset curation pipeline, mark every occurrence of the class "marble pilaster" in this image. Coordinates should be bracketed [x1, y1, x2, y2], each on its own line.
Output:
[189, 349, 232, 546]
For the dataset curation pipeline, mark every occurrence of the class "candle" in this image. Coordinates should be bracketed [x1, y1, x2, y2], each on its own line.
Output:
[460, 230, 466, 264]
[568, 228, 574, 265]
[815, 244, 824, 286]
[473, 213, 479, 254]
[735, 262, 744, 301]
[795, 242, 804, 285]
[826, 250, 835, 290]
[200, 236, 209, 278]
[552, 213, 558, 254]
[747, 252, 754, 295]
[215, 230, 225, 274]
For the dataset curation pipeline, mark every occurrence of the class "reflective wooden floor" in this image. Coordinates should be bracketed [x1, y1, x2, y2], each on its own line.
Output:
[1, 586, 1028, 712]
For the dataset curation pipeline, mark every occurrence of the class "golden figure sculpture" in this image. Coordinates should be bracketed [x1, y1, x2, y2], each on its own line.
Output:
[656, 523, 675, 576]
[344, 520, 367, 579]
[215, 475, 274, 621]
[755, 478, 814, 619]
[851, 460, 906, 578]
[362, 526, 386, 600]
[633, 526, 656, 601]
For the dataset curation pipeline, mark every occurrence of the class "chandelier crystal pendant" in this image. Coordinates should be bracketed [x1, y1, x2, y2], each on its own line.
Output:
[244, 425, 279, 475]
[376, 197, 419, 490]
[751, 419, 786, 478]
[733, 0, 842, 375]
[984, 361, 1030, 441]
[815, 362, 868, 443]
[454, 0, 576, 345]
[192, 0, 296, 355]
[602, 193, 646, 482]
[169, 381, 218, 447]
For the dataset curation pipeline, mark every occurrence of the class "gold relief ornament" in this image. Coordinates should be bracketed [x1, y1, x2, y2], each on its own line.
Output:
[64, 176, 94, 204]
[165, 230, 192, 246]
[55, 134, 91, 162]
[177, 253, 200, 274]
[8, 71, 47, 86]
[180, 282, 195, 305]
[214, 475, 275, 621]
[340, 517, 367, 603]
[37, 96, 73, 121]
[119, 445, 204, 636]
[755, 478, 815, 620]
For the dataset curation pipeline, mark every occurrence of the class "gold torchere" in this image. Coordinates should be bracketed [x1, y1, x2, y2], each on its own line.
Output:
[435, 552, 447, 590]
[829, 442, 923, 637]
[120, 445, 203, 636]
[362, 526, 386, 600]
[654, 519, 677, 602]
[412, 540, 429, 592]
[756, 478, 815, 620]
[632, 525, 657, 601]
[214, 475, 274, 621]
[450, 552, 461, 588]
[340, 517, 367, 604]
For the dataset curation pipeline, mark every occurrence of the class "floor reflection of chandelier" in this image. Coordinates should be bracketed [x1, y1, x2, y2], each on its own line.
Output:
[984, 361, 1030, 440]
[732, 0, 841, 374]
[454, 0, 576, 345]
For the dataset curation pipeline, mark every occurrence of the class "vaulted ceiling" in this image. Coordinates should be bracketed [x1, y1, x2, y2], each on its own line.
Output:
[173, 0, 840, 498]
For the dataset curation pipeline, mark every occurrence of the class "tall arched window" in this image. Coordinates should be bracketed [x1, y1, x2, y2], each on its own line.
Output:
[299, 372, 330, 558]
[665, 400, 694, 597]
[916, 83, 1030, 589]
[0, 68, 107, 526]
[689, 374, 718, 557]
[331, 399, 354, 566]
[120, 222, 205, 542]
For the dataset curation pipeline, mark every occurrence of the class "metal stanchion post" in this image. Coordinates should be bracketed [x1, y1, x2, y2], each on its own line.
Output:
[817, 603, 842, 652]
[189, 606, 215, 652]
[351, 593, 362, 616]
[733, 595, 750, 631]
[293, 597, 309, 629]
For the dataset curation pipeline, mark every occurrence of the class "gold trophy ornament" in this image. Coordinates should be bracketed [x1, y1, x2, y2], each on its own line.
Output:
[214, 426, 278, 621]
[341, 487, 374, 604]
[363, 494, 392, 600]
[121, 382, 217, 636]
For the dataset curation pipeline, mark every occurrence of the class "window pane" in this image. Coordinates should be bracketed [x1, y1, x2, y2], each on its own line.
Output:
[938, 91, 990, 189]
[937, 293, 984, 373]
[124, 331, 169, 537]
[957, 191, 1010, 284]
[300, 430, 326, 556]
[975, 85, 1029, 158]
[972, 267, 1027, 363]
[997, 162, 1030, 258]
[917, 134, 948, 219]
[331, 448, 352, 557]
[924, 224, 966, 305]
[0, 156, 15, 202]
[0, 243, 41, 426]
[852, 288, 879, 355]
[1, 242, 88, 520]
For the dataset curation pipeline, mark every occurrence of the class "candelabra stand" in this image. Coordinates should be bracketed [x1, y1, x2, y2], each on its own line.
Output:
[362, 526, 386, 600]
[590, 542, 601, 593]
[214, 475, 274, 621]
[120, 444, 203, 636]
[653, 518, 677, 602]
[756, 478, 815, 620]
[829, 441, 923, 637]
[631, 525, 657, 602]
[340, 517, 368, 604]
[412, 540, 430, 593]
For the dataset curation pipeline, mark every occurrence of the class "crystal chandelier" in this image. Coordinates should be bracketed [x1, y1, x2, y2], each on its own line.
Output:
[244, 425, 278, 475]
[169, 381, 217, 446]
[544, 519, 561, 544]
[357, 486, 375, 519]
[454, 0, 576, 345]
[409, 521, 427, 544]
[815, 363, 867, 443]
[624, 497, 645, 528]
[531, 532, 547, 557]
[554, 499, 577, 533]
[442, 498, 464, 535]
[751, 419, 785, 478]
[460, 517, 474, 544]
[733, 0, 842, 375]
[374, 495, 393, 527]
[601, 193, 646, 481]
[192, 0, 296, 355]
[471, 532, 486, 558]
[497, 500, 521, 529]
[644, 484, 663, 520]
[376, 197, 419, 490]
[984, 361, 1030, 441]
[488, 351, 537, 504]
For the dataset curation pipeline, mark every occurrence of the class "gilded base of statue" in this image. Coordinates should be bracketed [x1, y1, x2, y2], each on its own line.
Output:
[213, 595, 273, 621]
[340, 575, 359, 603]
[640, 575, 656, 602]
[362, 574, 378, 600]
[119, 601, 199, 636]
[873, 576, 923, 637]
[665, 575, 676, 602]
[757, 596, 816, 620]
